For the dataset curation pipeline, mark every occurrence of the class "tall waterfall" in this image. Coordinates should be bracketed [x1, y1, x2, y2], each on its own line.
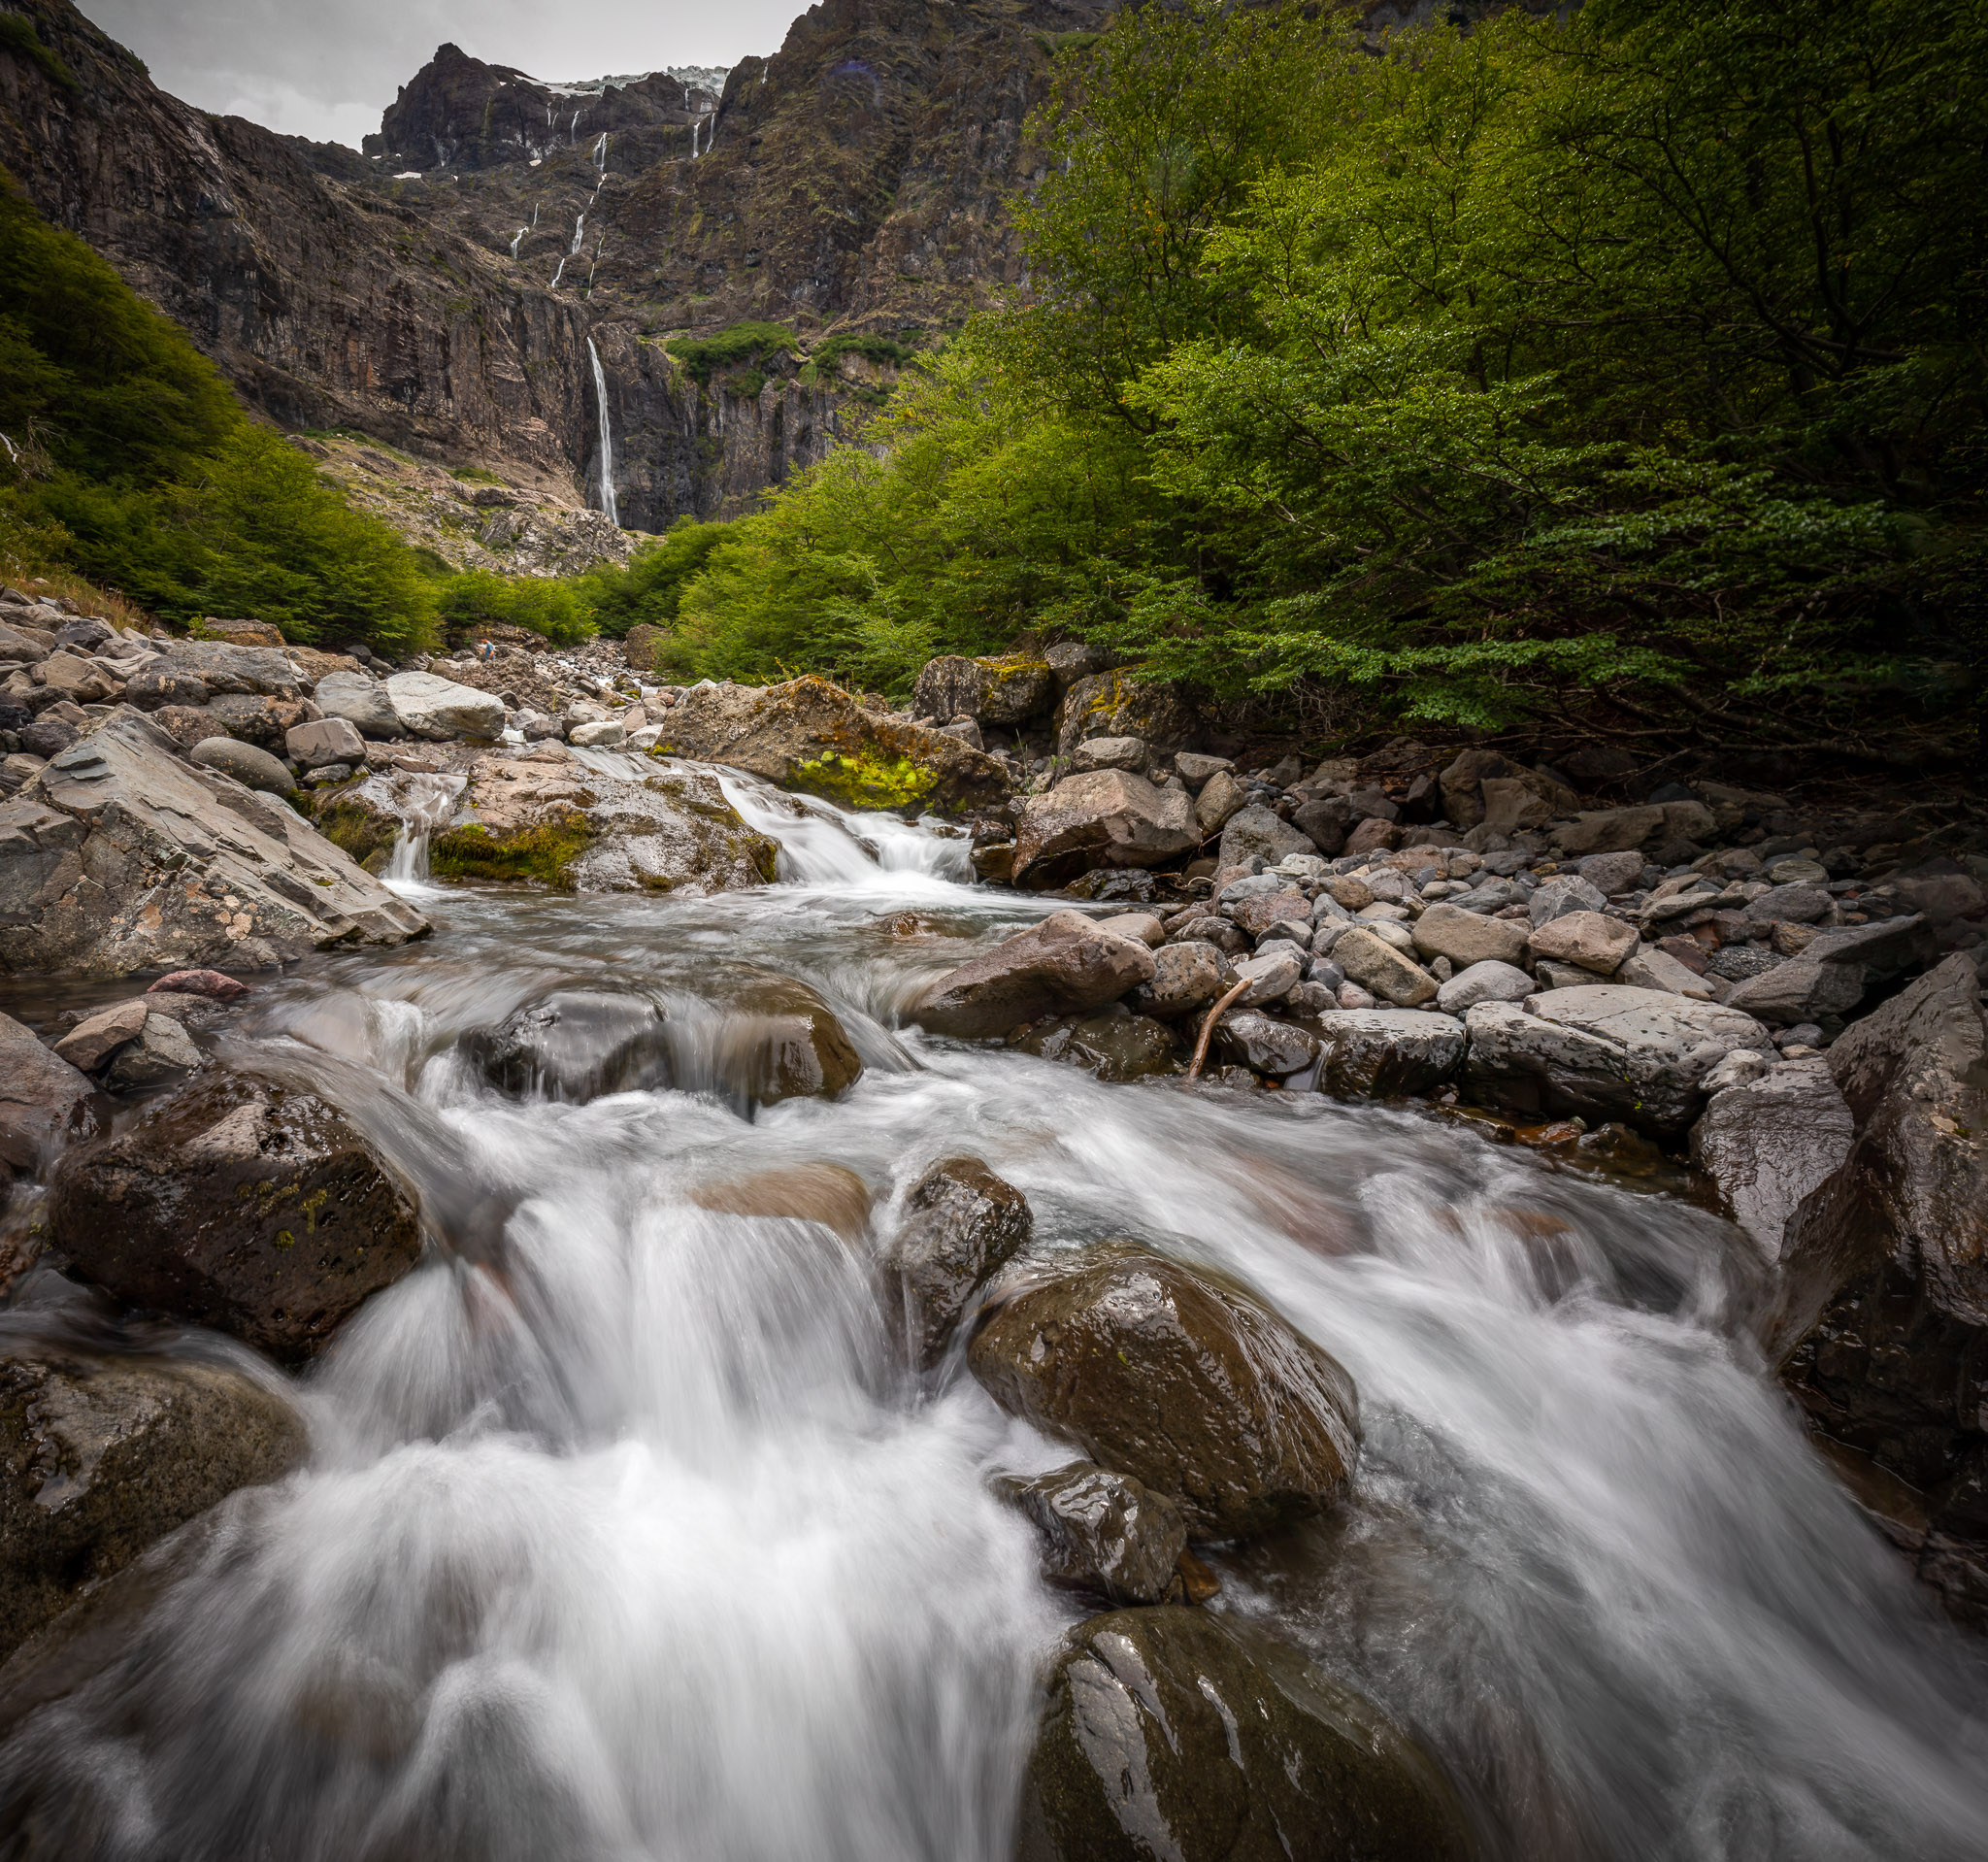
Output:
[588, 338, 619, 527]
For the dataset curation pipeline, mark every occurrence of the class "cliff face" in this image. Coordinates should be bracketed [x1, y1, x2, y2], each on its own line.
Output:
[0, 0, 1109, 538]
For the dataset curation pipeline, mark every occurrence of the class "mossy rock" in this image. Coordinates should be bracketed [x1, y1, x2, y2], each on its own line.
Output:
[790, 747, 942, 813]
[430, 816, 597, 889]
[312, 797, 398, 870]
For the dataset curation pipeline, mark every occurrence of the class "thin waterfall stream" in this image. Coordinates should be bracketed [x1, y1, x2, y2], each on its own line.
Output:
[1, 762, 1984, 1860]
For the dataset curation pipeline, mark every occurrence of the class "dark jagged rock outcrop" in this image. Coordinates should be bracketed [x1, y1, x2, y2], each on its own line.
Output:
[0, 0, 1112, 527]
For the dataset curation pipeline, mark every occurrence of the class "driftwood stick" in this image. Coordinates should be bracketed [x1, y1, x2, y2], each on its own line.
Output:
[1184, 976, 1252, 1082]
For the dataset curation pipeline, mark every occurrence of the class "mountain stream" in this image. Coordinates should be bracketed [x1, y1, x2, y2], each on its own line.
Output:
[1, 756, 1984, 1860]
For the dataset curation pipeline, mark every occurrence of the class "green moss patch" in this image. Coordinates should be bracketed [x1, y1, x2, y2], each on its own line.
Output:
[790, 748, 940, 813]
[314, 798, 396, 870]
[430, 817, 596, 889]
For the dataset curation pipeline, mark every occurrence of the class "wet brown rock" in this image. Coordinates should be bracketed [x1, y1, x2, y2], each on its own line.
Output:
[993, 1463, 1186, 1606]
[1212, 1011, 1321, 1080]
[695, 973, 866, 1107]
[1011, 1009, 1181, 1081]
[1691, 1059, 1855, 1261]
[968, 1246, 1359, 1538]
[1313, 1010, 1467, 1099]
[464, 990, 671, 1102]
[911, 911, 1154, 1040]
[878, 1156, 1032, 1368]
[46, 1071, 425, 1359]
[688, 1163, 872, 1246]
[0, 1348, 304, 1662]
[1017, 1609, 1473, 1862]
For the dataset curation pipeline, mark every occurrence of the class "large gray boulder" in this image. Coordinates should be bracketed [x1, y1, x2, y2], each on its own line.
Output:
[152, 638, 303, 697]
[1410, 902, 1529, 969]
[1053, 671, 1199, 760]
[1723, 914, 1929, 1026]
[0, 712, 426, 978]
[910, 911, 1154, 1039]
[1013, 770, 1197, 887]
[969, 1244, 1359, 1538]
[1464, 984, 1772, 1135]
[911, 654, 1057, 726]
[1313, 1009, 1466, 1098]
[1690, 1058, 1854, 1260]
[190, 736, 293, 795]
[1018, 1609, 1472, 1862]
[382, 671, 507, 741]
[1216, 804, 1311, 870]
[312, 668, 407, 740]
[284, 717, 366, 771]
[1331, 927, 1438, 1008]
[0, 1348, 305, 1662]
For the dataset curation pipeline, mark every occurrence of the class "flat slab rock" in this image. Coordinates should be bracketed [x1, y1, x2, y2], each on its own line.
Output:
[0, 709, 426, 978]
[1465, 984, 1773, 1136]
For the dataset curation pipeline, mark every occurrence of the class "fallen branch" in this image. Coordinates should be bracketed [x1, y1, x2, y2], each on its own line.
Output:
[1184, 976, 1253, 1082]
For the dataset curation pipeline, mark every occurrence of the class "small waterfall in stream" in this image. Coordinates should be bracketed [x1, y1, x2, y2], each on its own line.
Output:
[1, 765, 1986, 1859]
[588, 338, 619, 527]
[365, 769, 468, 890]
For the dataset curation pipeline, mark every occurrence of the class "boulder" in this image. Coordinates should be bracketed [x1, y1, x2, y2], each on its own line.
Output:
[1218, 805, 1312, 870]
[52, 1002, 202, 1091]
[463, 990, 671, 1102]
[877, 1156, 1033, 1369]
[1343, 816, 1402, 858]
[1213, 1012, 1321, 1079]
[1410, 902, 1529, 969]
[153, 638, 302, 697]
[1013, 770, 1197, 888]
[911, 911, 1155, 1039]
[1313, 1010, 1466, 1098]
[1550, 801, 1713, 856]
[1229, 888, 1311, 939]
[1094, 910, 1166, 948]
[1527, 910, 1638, 976]
[1172, 752, 1232, 790]
[1463, 985, 1773, 1135]
[0, 1013, 99, 1184]
[1137, 941, 1234, 1019]
[121, 667, 209, 712]
[1720, 915, 1930, 1027]
[0, 713, 426, 978]
[1743, 881, 1833, 927]
[1690, 1059, 1854, 1261]
[382, 671, 506, 742]
[686, 1163, 872, 1246]
[1053, 671, 1198, 761]
[35, 651, 110, 707]
[1018, 1609, 1472, 1862]
[1193, 768, 1249, 839]
[969, 1245, 1359, 1537]
[656, 676, 1010, 814]
[204, 693, 315, 751]
[1071, 735, 1148, 774]
[1771, 957, 1988, 1623]
[194, 616, 284, 648]
[46, 1069, 425, 1359]
[1436, 959, 1535, 1015]
[149, 969, 249, 1003]
[1012, 1009, 1181, 1081]
[1331, 927, 1439, 1008]
[993, 1464, 1186, 1606]
[190, 737, 293, 795]
[1230, 946, 1304, 1007]
[911, 654, 1058, 727]
[283, 717, 366, 771]
[1618, 946, 1718, 1001]
[1528, 874, 1607, 927]
[1291, 793, 1353, 855]
[1577, 850, 1647, 894]
[0, 1349, 305, 1662]
[0, 622, 50, 666]
[418, 751, 777, 894]
[312, 669, 407, 739]
[568, 719, 625, 748]
[679, 972, 865, 1108]
[1438, 748, 1578, 830]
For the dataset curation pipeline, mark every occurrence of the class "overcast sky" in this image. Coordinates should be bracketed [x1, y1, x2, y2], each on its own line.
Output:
[78, 1, 803, 148]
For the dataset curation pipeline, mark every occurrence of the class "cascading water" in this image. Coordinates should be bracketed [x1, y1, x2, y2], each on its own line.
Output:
[549, 256, 567, 289]
[368, 770, 468, 892]
[587, 338, 618, 527]
[2, 765, 1986, 1859]
[570, 214, 586, 255]
[593, 131, 609, 172]
[510, 227, 525, 259]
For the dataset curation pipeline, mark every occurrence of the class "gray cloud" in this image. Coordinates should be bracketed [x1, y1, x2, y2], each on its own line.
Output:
[77, 0, 801, 146]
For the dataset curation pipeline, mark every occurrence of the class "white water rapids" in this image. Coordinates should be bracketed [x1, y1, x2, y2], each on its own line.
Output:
[1, 762, 1985, 1859]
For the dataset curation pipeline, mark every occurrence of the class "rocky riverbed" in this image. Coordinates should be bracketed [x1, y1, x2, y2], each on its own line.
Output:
[2, 611, 1987, 1859]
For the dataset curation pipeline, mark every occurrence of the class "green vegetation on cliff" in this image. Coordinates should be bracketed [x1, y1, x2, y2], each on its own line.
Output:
[654, 0, 1986, 740]
[0, 172, 438, 648]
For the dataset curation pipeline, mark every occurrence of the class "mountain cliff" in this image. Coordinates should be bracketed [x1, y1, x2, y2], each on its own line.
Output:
[0, 0, 1109, 540]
